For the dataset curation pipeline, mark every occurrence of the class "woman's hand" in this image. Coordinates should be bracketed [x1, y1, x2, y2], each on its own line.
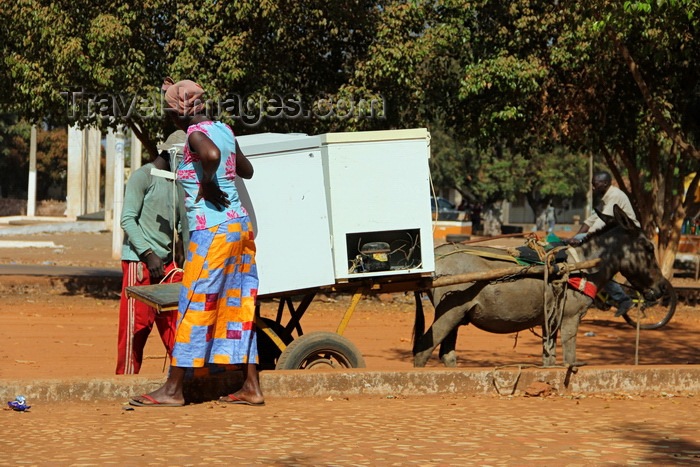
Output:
[196, 179, 230, 210]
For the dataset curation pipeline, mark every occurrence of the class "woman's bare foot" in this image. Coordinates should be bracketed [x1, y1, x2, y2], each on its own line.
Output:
[129, 392, 185, 407]
[129, 385, 185, 406]
[218, 363, 265, 405]
[129, 367, 186, 407]
[219, 390, 265, 406]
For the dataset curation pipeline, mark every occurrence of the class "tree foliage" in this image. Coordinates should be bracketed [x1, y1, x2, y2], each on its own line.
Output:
[353, 1, 592, 225]
[0, 116, 68, 199]
[1, 0, 387, 160]
[430, 119, 590, 217]
[350, 0, 698, 272]
[2, 0, 698, 272]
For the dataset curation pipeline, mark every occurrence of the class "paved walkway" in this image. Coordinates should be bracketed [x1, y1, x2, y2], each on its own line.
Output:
[3, 221, 699, 464]
[3, 393, 700, 465]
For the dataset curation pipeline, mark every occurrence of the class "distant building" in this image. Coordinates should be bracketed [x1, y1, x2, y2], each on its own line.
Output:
[506, 194, 587, 225]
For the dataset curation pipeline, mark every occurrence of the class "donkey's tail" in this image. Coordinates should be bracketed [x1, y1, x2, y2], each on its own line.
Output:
[412, 290, 426, 352]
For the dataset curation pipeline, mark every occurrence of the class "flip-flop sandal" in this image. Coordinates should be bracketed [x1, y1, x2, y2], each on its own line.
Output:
[129, 394, 184, 407]
[219, 394, 265, 406]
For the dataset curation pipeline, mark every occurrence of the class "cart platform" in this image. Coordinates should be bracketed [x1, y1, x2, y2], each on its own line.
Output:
[126, 283, 180, 312]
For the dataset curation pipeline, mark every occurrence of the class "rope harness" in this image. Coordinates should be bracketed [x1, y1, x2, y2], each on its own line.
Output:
[540, 245, 570, 362]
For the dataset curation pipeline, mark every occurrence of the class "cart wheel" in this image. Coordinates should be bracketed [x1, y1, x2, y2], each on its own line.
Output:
[275, 331, 366, 370]
[620, 279, 677, 330]
[257, 318, 294, 371]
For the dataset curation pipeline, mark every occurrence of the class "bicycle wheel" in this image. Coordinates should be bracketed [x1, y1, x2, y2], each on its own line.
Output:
[620, 279, 677, 330]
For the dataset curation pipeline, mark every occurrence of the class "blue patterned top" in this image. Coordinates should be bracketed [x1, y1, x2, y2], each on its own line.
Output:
[176, 121, 248, 231]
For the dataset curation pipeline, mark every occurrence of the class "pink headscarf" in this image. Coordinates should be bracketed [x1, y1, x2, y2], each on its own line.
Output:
[162, 77, 206, 116]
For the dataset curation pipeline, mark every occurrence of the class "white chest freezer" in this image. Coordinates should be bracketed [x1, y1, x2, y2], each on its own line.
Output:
[236, 133, 335, 296]
[319, 129, 435, 280]
[235, 128, 434, 296]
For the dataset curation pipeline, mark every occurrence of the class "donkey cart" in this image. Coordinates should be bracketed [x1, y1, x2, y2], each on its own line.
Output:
[126, 128, 668, 371]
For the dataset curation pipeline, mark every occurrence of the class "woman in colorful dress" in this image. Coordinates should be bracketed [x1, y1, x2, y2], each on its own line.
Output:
[130, 78, 264, 407]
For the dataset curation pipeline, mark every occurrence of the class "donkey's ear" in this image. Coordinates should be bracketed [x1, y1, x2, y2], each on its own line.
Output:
[613, 204, 637, 231]
[596, 208, 615, 225]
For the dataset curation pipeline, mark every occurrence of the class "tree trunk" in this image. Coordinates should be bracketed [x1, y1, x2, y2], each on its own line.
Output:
[526, 193, 548, 230]
[535, 211, 547, 231]
[657, 213, 685, 279]
[603, 21, 700, 161]
[125, 118, 158, 161]
[483, 200, 504, 236]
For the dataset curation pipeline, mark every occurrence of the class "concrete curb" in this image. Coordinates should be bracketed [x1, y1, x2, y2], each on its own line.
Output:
[2, 366, 699, 403]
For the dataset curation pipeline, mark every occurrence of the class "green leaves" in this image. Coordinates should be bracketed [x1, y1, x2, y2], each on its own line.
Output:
[624, 1, 653, 13]
[1, 0, 697, 218]
[1, 0, 390, 156]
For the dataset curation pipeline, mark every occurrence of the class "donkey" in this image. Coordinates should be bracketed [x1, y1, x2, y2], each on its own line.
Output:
[413, 205, 668, 367]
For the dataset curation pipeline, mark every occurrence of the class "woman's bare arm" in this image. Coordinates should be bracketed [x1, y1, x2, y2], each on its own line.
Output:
[188, 130, 230, 210]
[235, 140, 253, 179]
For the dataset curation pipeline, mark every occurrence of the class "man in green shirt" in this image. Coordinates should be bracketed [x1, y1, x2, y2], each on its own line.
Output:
[116, 131, 185, 374]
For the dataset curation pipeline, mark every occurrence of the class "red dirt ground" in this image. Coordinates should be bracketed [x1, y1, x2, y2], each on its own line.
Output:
[4, 230, 700, 465]
[1, 230, 699, 380]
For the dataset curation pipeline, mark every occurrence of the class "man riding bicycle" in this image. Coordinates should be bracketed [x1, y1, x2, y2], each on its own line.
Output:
[567, 171, 638, 317]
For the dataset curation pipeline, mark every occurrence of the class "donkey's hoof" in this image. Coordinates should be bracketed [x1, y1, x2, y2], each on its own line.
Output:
[440, 354, 457, 367]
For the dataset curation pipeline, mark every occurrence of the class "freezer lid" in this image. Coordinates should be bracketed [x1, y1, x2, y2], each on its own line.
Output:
[236, 132, 322, 156]
[319, 128, 429, 145]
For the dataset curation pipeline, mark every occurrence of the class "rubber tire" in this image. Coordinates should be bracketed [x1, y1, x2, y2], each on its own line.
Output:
[275, 331, 366, 370]
[621, 279, 677, 330]
[257, 318, 294, 371]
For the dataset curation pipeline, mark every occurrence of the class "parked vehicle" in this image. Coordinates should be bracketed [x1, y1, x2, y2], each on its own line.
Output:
[430, 197, 460, 221]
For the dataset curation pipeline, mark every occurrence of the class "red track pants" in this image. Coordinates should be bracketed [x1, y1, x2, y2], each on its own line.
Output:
[115, 260, 182, 374]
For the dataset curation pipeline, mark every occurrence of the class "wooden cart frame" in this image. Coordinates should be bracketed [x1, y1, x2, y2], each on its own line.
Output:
[126, 258, 599, 371]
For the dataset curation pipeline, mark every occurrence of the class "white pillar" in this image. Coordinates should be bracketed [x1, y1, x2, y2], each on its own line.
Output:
[27, 125, 37, 217]
[66, 125, 85, 219]
[104, 129, 115, 230]
[131, 130, 142, 171]
[112, 129, 126, 260]
[86, 126, 101, 213]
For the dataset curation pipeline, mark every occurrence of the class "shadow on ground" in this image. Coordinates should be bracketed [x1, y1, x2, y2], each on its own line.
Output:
[61, 276, 121, 298]
[377, 316, 700, 368]
[0, 275, 121, 299]
[622, 422, 700, 464]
